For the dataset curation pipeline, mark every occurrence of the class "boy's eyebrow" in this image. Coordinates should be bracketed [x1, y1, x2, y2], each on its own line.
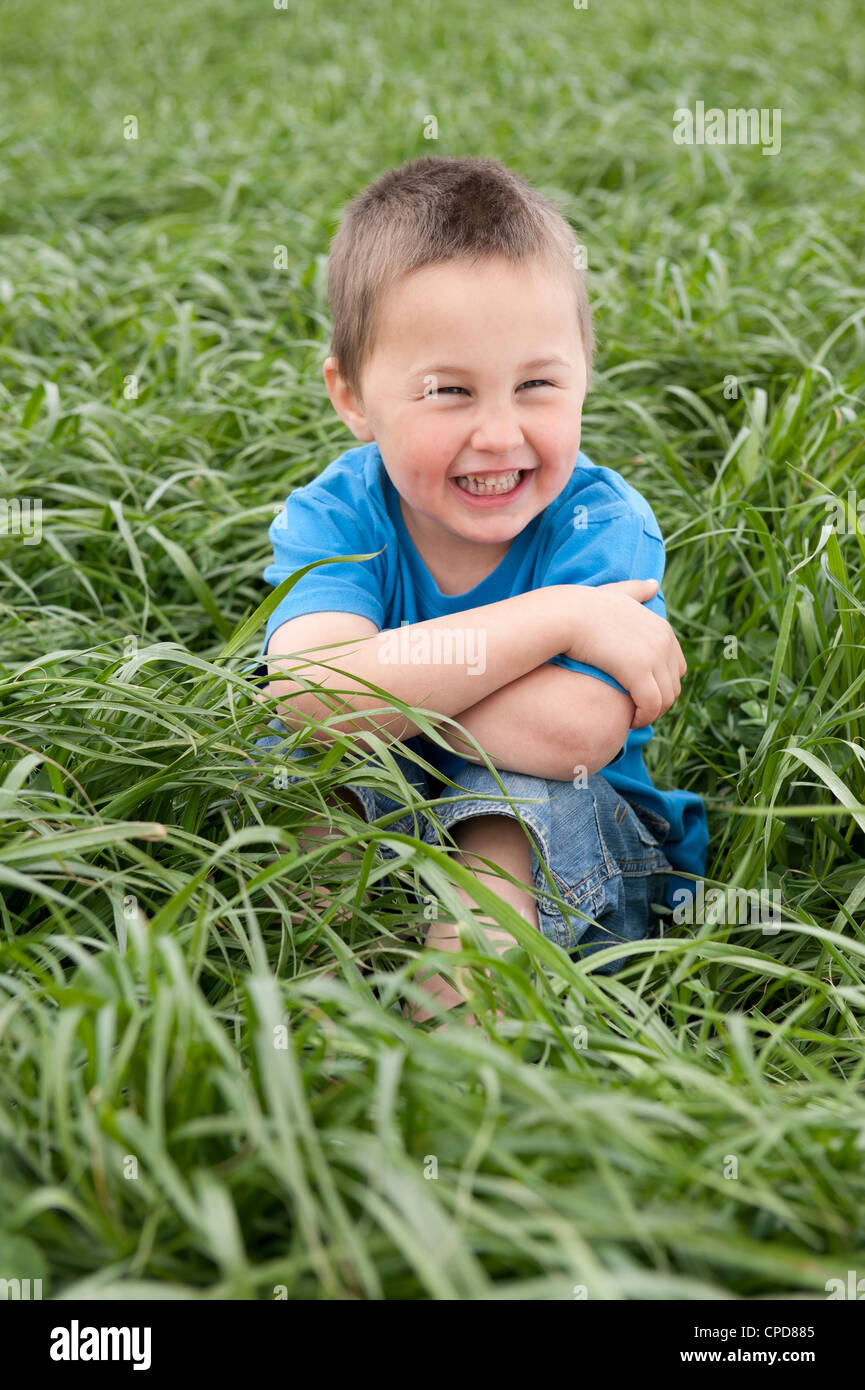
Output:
[406, 354, 571, 378]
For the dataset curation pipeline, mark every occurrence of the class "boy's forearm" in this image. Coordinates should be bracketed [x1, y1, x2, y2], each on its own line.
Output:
[264, 586, 573, 743]
[437, 663, 636, 781]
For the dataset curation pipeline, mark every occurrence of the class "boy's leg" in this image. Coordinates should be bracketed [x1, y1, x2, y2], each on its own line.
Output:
[245, 717, 369, 960]
[403, 813, 541, 1026]
[294, 789, 365, 974]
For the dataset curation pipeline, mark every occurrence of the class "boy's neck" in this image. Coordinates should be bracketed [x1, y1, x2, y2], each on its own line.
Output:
[398, 495, 513, 596]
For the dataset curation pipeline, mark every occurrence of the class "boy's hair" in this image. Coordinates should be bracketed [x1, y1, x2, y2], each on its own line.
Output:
[326, 155, 595, 401]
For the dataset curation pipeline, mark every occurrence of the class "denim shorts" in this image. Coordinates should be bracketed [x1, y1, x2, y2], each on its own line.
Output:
[246, 714, 674, 975]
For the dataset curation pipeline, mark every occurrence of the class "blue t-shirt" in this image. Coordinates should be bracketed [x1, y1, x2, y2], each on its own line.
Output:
[257, 441, 708, 896]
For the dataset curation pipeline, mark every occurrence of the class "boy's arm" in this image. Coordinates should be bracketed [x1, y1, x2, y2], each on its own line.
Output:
[261, 586, 577, 744]
[436, 663, 636, 781]
[260, 578, 679, 754]
[460, 506, 679, 779]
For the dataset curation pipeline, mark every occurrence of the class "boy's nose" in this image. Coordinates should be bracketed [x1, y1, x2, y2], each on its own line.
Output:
[470, 407, 525, 454]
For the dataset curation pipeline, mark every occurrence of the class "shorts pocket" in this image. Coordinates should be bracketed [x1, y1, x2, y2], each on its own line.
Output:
[628, 800, 671, 848]
[595, 793, 671, 877]
[534, 862, 610, 950]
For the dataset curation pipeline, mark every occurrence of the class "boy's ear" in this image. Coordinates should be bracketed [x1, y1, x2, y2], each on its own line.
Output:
[323, 356, 374, 442]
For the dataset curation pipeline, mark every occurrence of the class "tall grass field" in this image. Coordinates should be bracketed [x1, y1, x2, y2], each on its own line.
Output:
[1, 0, 864, 1301]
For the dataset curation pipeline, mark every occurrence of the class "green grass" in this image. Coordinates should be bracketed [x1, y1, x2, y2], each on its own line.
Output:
[1, 0, 864, 1299]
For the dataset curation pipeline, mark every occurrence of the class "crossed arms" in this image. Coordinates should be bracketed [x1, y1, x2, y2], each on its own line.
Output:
[259, 583, 685, 782]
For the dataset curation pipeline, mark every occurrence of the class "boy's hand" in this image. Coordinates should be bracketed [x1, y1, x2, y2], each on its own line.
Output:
[563, 578, 686, 728]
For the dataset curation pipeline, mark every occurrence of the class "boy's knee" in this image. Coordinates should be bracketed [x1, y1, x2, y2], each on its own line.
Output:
[327, 787, 365, 817]
[452, 812, 533, 868]
[453, 811, 517, 842]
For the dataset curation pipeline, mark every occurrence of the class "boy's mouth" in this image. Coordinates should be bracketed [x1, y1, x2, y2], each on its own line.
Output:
[453, 467, 524, 497]
[448, 465, 534, 510]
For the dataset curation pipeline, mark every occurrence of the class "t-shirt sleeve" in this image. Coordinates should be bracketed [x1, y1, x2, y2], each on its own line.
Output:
[261, 488, 386, 652]
[544, 506, 667, 695]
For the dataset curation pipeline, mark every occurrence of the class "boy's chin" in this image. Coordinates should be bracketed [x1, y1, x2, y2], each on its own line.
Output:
[449, 511, 529, 542]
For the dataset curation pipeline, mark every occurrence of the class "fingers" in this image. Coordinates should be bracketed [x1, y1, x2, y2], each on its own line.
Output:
[630, 673, 664, 728]
[660, 639, 683, 711]
[670, 650, 683, 701]
[652, 645, 685, 721]
[587, 583, 689, 727]
[669, 636, 686, 703]
[656, 663, 676, 718]
[653, 640, 687, 722]
[603, 577, 659, 601]
[653, 628, 687, 717]
[631, 644, 688, 726]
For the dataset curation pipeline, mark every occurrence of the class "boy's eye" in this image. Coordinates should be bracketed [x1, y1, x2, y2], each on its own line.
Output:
[434, 380, 553, 397]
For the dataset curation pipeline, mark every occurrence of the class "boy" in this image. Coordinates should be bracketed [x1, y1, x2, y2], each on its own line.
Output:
[253, 155, 708, 1024]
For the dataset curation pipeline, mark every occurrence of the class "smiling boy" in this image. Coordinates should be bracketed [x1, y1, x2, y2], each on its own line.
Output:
[254, 155, 708, 1023]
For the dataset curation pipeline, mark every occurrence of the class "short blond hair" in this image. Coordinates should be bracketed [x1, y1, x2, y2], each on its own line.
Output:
[326, 155, 595, 401]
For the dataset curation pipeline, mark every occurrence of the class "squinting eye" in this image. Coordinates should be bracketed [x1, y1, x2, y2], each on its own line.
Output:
[432, 381, 553, 397]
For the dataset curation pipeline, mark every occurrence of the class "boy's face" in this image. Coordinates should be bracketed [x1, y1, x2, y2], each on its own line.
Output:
[324, 254, 588, 556]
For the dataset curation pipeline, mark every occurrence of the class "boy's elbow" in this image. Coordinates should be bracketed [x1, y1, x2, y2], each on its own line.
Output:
[261, 679, 336, 735]
[559, 691, 635, 779]
[261, 681, 410, 748]
[592, 722, 632, 775]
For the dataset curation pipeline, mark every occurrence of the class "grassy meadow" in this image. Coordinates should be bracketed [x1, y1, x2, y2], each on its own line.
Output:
[1, 0, 864, 1299]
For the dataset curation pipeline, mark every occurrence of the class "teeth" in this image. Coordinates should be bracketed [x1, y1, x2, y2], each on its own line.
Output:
[455, 469, 522, 496]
